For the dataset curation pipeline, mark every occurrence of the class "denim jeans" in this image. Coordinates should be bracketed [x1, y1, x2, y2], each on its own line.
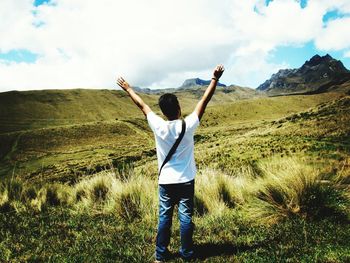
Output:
[156, 180, 194, 261]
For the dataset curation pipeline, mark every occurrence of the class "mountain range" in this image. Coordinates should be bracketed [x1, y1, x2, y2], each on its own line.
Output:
[133, 54, 350, 96]
[257, 54, 350, 95]
[181, 78, 226, 88]
[133, 77, 227, 94]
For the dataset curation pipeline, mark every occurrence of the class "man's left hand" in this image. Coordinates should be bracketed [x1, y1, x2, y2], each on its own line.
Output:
[117, 77, 132, 92]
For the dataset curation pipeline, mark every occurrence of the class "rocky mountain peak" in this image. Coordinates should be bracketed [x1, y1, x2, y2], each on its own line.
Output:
[180, 78, 226, 88]
[257, 54, 350, 94]
[302, 54, 345, 70]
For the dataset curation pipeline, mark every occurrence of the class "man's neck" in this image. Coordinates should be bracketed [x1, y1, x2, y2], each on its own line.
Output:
[167, 117, 180, 121]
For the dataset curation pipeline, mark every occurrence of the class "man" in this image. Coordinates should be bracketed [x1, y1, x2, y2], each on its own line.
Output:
[117, 65, 224, 262]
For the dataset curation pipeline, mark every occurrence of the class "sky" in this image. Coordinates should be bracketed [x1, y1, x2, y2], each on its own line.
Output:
[1, 0, 350, 92]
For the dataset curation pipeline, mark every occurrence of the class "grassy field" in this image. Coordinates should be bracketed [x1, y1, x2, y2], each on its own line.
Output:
[0, 89, 349, 262]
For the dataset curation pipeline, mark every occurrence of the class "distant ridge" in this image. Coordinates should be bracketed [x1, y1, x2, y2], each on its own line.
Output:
[180, 78, 226, 88]
[133, 78, 227, 94]
[257, 54, 350, 95]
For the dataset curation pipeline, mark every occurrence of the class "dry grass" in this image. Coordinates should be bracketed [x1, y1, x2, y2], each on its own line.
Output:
[242, 157, 349, 224]
[195, 168, 254, 215]
[72, 170, 158, 222]
[1, 156, 349, 225]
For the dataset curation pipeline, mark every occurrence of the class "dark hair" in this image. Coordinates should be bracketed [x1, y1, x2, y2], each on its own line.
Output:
[158, 93, 180, 119]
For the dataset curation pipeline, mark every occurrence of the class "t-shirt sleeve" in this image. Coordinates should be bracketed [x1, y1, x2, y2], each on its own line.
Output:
[185, 111, 200, 133]
[147, 111, 165, 133]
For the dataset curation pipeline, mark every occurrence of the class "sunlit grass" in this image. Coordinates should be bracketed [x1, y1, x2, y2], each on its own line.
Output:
[2, 156, 348, 225]
[0, 93, 349, 261]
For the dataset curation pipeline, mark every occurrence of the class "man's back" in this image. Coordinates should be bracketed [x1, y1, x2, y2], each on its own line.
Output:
[147, 111, 199, 184]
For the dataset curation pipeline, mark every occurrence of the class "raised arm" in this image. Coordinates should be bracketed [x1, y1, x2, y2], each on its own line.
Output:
[194, 64, 224, 121]
[117, 77, 152, 116]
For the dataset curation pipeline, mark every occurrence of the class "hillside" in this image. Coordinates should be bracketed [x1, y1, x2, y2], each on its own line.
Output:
[1, 65, 350, 262]
[257, 54, 350, 95]
[0, 91, 345, 182]
[0, 86, 262, 133]
[0, 91, 349, 262]
[0, 89, 151, 133]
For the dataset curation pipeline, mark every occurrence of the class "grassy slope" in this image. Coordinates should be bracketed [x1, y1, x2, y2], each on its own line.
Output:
[0, 87, 260, 133]
[0, 91, 343, 182]
[0, 89, 349, 262]
[0, 89, 151, 133]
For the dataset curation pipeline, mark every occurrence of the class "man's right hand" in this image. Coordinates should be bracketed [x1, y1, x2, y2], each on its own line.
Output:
[194, 64, 225, 121]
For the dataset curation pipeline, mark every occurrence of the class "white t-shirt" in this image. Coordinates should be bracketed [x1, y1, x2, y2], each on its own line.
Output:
[147, 111, 200, 184]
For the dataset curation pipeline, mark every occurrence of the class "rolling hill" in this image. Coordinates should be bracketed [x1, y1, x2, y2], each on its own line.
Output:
[0, 85, 262, 133]
[0, 90, 345, 182]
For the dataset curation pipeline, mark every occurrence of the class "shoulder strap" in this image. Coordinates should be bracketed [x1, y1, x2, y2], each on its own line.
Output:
[158, 119, 186, 177]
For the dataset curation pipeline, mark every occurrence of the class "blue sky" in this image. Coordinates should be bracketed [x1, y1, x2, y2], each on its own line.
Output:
[33, 0, 50, 7]
[0, 49, 38, 64]
[258, 0, 350, 70]
[1, 0, 350, 91]
[269, 42, 350, 70]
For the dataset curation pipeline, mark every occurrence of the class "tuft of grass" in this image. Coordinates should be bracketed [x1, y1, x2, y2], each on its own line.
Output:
[74, 172, 121, 210]
[4, 177, 23, 201]
[72, 170, 158, 222]
[195, 168, 254, 215]
[114, 174, 157, 222]
[118, 184, 143, 221]
[335, 156, 350, 185]
[0, 189, 10, 213]
[0, 177, 27, 212]
[243, 157, 350, 224]
[46, 183, 73, 206]
[1, 156, 349, 226]
[29, 187, 47, 212]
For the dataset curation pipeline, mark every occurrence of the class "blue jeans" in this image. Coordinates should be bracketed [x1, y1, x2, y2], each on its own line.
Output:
[156, 180, 195, 261]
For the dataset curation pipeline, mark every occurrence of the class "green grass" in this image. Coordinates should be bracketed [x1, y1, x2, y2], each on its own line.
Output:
[1, 169, 349, 262]
[1, 154, 349, 262]
[2, 92, 347, 181]
[0, 90, 350, 261]
[1, 209, 349, 262]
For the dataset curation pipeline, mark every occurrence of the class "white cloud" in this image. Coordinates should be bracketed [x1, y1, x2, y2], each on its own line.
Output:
[315, 17, 350, 51]
[344, 50, 350, 58]
[0, 0, 349, 91]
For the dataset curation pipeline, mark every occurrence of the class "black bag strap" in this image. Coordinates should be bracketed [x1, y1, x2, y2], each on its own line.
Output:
[159, 119, 186, 177]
